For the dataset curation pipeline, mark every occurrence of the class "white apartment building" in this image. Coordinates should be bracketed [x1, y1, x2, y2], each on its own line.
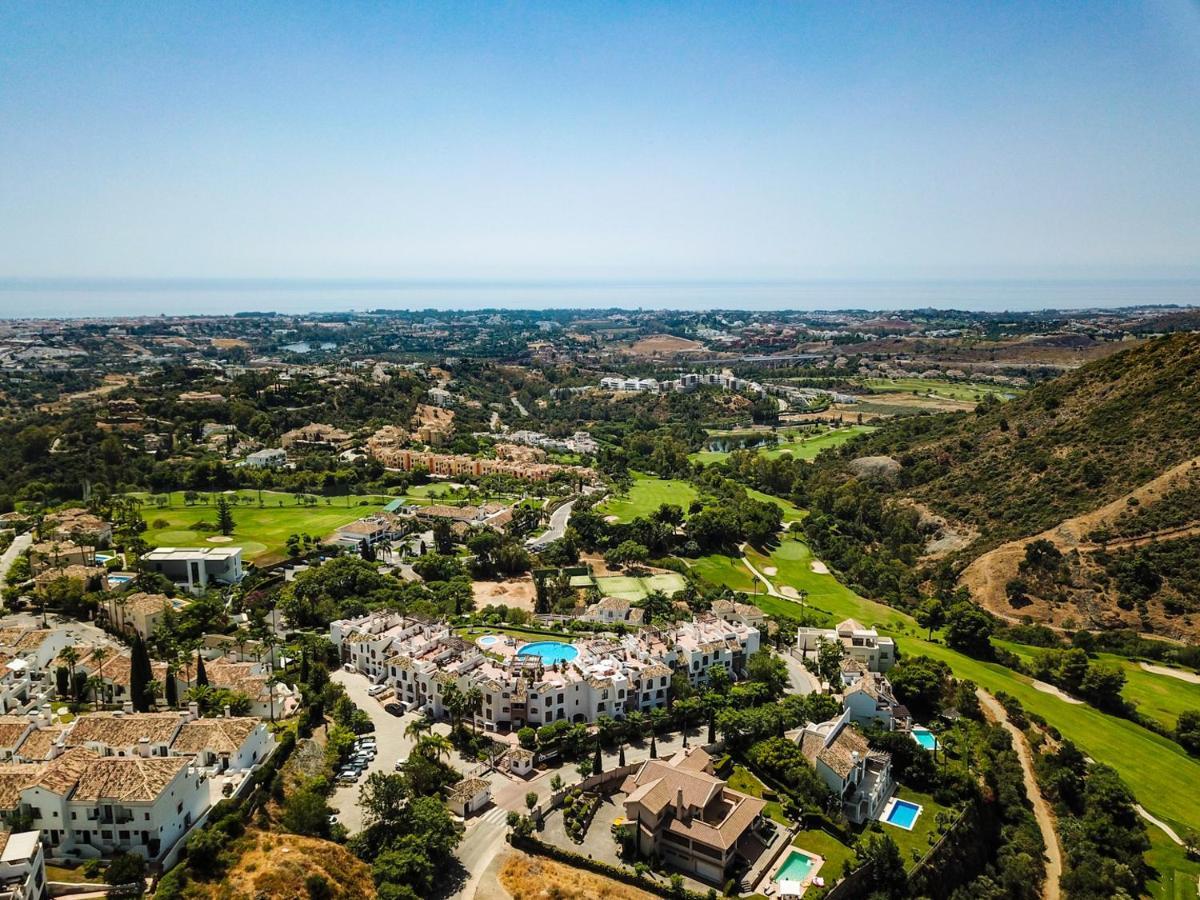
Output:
[141, 547, 244, 594]
[0, 830, 46, 900]
[331, 612, 759, 733]
[795, 618, 895, 673]
[797, 708, 894, 824]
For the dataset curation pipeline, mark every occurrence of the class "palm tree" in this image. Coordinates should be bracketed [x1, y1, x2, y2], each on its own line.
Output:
[404, 717, 432, 742]
[415, 733, 453, 762]
[61, 646, 79, 698]
[87, 675, 105, 709]
[92, 647, 109, 708]
[464, 687, 483, 736]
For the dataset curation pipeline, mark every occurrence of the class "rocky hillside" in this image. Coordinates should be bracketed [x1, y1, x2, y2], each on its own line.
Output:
[822, 332, 1200, 636]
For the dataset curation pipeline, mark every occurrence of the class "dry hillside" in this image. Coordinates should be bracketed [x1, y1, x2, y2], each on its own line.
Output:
[185, 831, 376, 899]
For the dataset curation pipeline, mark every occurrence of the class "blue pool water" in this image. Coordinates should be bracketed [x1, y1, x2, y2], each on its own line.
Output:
[94, 553, 113, 563]
[773, 850, 815, 882]
[517, 641, 579, 665]
[912, 727, 938, 751]
[107, 574, 132, 584]
[885, 799, 921, 830]
[478, 635, 499, 646]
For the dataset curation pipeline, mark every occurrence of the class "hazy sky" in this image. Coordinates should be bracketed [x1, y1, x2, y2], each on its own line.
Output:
[1, 1, 1198, 281]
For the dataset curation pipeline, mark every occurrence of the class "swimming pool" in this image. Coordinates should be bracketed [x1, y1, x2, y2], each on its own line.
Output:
[773, 849, 816, 883]
[107, 574, 133, 585]
[912, 727, 938, 751]
[883, 798, 922, 830]
[94, 553, 113, 563]
[478, 635, 499, 647]
[516, 641, 579, 665]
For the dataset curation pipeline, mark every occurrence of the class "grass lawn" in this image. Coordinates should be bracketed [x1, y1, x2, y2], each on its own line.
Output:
[132, 489, 388, 565]
[790, 828, 857, 887]
[455, 625, 585, 644]
[598, 472, 699, 523]
[689, 553, 758, 592]
[727, 765, 789, 826]
[45, 864, 92, 883]
[702, 537, 1200, 837]
[1145, 826, 1200, 900]
[878, 787, 953, 870]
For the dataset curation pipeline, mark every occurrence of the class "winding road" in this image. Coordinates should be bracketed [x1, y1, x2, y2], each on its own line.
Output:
[977, 688, 1062, 900]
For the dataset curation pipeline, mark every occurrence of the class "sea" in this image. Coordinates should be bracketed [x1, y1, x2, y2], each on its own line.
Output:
[0, 278, 1196, 318]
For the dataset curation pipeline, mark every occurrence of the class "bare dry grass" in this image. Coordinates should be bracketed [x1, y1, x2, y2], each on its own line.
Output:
[193, 831, 376, 899]
[499, 851, 655, 900]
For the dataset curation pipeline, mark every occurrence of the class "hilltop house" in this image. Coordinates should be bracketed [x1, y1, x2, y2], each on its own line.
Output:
[796, 618, 895, 674]
[797, 708, 893, 824]
[141, 547, 244, 594]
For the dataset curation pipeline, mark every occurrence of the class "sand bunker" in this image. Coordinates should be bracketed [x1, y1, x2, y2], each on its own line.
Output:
[207, 536, 234, 543]
[604, 515, 619, 524]
[762, 566, 778, 577]
[810, 560, 830, 574]
[1140, 662, 1200, 684]
[780, 586, 800, 598]
[1033, 681, 1084, 704]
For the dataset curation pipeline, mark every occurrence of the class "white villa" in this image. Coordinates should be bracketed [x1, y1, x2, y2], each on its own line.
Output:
[141, 547, 244, 594]
[796, 618, 895, 674]
[797, 708, 894, 824]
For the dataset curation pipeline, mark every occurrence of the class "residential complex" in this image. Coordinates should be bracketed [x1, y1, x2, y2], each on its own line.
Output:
[599, 372, 765, 396]
[330, 612, 760, 732]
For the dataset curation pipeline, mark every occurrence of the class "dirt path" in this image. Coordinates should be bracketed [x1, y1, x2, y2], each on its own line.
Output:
[960, 454, 1200, 633]
[977, 688, 1062, 900]
[1077, 521, 1200, 552]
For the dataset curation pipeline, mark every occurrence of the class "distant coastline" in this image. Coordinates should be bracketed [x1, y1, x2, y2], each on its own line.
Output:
[0, 277, 1196, 318]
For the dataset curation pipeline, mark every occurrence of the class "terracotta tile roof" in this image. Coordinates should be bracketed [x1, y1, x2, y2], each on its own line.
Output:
[448, 777, 490, 803]
[171, 717, 259, 755]
[0, 718, 31, 750]
[29, 747, 99, 795]
[71, 756, 190, 802]
[15, 727, 65, 761]
[0, 764, 40, 808]
[66, 712, 185, 749]
[817, 724, 871, 779]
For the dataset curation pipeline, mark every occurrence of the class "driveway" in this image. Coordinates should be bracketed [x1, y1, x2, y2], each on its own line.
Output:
[0, 532, 31, 599]
[527, 499, 574, 548]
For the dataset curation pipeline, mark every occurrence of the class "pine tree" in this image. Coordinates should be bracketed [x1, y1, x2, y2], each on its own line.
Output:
[130, 636, 154, 712]
[215, 497, 235, 536]
[195, 653, 209, 687]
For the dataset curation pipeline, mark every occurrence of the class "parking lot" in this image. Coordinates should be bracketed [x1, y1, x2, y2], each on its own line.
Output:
[328, 668, 430, 833]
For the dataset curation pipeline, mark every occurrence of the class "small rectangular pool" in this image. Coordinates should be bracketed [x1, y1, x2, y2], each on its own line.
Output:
[883, 798, 922, 830]
[107, 574, 133, 585]
[912, 727, 938, 751]
[774, 849, 815, 883]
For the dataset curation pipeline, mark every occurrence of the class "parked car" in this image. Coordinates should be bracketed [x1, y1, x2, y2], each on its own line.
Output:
[367, 684, 387, 697]
[383, 702, 403, 716]
[342, 663, 355, 672]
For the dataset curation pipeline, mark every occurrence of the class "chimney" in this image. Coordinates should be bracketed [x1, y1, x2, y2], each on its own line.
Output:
[851, 751, 860, 767]
[676, 788, 685, 819]
[137, 737, 151, 758]
[122, 700, 134, 714]
[188, 701, 200, 720]
[223, 705, 231, 719]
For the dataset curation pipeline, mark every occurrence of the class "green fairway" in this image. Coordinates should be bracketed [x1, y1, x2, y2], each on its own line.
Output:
[1146, 825, 1200, 900]
[698, 538, 1200, 837]
[744, 488, 807, 524]
[689, 553, 758, 592]
[689, 425, 873, 465]
[761, 425, 875, 460]
[859, 377, 1020, 402]
[597, 472, 699, 522]
[997, 641, 1200, 733]
[132, 490, 387, 565]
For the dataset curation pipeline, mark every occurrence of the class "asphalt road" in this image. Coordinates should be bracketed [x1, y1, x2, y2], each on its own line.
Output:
[0, 533, 31, 599]
[526, 499, 574, 548]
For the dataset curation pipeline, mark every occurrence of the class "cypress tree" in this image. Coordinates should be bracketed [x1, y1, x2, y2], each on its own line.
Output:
[593, 740, 603, 776]
[130, 636, 154, 712]
[196, 653, 209, 687]
[165, 668, 179, 708]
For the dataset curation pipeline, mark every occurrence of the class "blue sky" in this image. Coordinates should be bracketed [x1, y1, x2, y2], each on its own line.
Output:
[1, 1, 1198, 281]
